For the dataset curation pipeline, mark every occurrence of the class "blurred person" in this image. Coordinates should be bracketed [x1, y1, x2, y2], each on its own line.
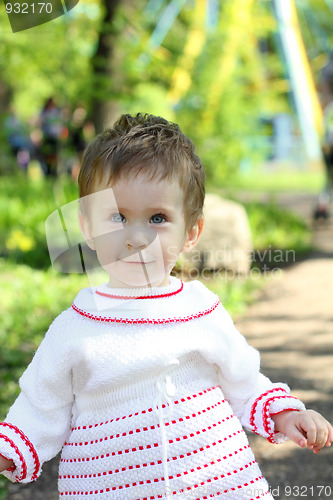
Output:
[3, 109, 35, 172]
[39, 97, 64, 176]
[67, 106, 89, 181]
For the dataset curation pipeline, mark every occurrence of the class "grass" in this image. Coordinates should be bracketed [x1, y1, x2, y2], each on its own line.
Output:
[208, 166, 326, 194]
[201, 272, 267, 318]
[245, 199, 312, 257]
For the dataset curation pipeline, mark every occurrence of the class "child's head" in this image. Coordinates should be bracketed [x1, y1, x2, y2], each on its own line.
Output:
[78, 113, 205, 288]
[78, 113, 205, 232]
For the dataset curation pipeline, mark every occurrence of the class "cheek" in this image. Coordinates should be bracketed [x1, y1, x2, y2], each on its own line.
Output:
[94, 231, 125, 263]
[160, 232, 186, 264]
[164, 243, 181, 262]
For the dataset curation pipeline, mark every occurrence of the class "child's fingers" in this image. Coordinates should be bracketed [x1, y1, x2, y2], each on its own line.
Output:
[310, 426, 327, 450]
[304, 416, 333, 452]
[287, 425, 308, 448]
[325, 421, 333, 447]
[302, 422, 317, 449]
[279, 410, 333, 452]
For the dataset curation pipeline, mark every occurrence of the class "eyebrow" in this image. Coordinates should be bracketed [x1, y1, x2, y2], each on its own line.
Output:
[99, 206, 175, 213]
[99, 206, 119, 211]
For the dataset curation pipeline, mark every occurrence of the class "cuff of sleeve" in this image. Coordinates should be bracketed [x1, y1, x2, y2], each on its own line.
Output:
[0, 452, 15, 474]
[267, 396, 306, 444]
[0, 423, 40, 483]
[249, 386, 306, 444]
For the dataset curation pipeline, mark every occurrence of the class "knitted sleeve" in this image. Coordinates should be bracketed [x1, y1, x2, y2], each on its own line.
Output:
[0, 311, 74, 483]
[202, 301, 305, 444]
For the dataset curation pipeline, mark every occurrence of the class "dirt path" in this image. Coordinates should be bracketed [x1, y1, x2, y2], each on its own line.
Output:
[6, 195, 333, 500]
[236, 197, 333, 500]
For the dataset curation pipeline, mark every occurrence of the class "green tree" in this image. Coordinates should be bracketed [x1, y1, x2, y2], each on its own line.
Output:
[171, 0, 287, 183]
[1, 0, 316, 183]
[0, 0, 100, 118]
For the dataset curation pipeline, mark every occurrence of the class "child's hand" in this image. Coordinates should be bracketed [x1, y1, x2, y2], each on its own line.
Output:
[272, 409, 333, 454]
[0, 455, 14, 473]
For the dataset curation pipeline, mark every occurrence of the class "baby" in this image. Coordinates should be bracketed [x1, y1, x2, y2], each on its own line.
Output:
[0, 113, 332, 500]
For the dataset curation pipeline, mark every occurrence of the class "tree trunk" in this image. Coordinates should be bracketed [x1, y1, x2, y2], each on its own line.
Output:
[90, 0, 122, 133]
[0, 80, 12, 117]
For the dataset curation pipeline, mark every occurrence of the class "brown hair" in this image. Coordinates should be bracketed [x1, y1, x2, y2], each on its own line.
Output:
[78, 113, 205, 230]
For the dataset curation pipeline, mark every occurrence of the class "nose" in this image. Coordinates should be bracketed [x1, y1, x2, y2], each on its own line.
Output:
[126, 224, 155, 250]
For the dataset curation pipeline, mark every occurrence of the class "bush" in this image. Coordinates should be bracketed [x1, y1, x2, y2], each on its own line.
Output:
[245, 200, 312, 264]
[0, 175, 78, 269]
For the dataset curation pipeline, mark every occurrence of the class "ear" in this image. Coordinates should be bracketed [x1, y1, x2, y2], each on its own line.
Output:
[181, 217, 204, 253]
[78, 212, 96, 250]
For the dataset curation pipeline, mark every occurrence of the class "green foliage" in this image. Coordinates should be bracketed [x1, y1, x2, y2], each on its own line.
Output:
[1, 0, 291, 184]
[201, 273, 265, 318]
[245, 200, 312, 256]
[211, 168, 326, 193]
[1, 0, 331, 187]
[122, 83, 175, 121]
[171, 0, 287, 183]
[0, 175, 78, 268]
[0, 0, 101, 118]
[0, 479, 6, 500]
[296, 0, 333, 61]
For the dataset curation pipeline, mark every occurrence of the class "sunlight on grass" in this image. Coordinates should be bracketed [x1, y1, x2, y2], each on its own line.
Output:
[200, 272, 266, 318]
[208, 167, 326, 193]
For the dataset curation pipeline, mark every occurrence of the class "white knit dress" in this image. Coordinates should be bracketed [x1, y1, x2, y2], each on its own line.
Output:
[0, 277, 305, 499]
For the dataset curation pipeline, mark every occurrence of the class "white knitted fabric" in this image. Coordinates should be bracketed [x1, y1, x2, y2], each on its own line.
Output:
[0, 277, 305, 499]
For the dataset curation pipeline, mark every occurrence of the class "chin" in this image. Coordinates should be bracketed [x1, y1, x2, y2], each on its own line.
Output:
[107, 263, 168, 288]
[108, 272, 169, 288]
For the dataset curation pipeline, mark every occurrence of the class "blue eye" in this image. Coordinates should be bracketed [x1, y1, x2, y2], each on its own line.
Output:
[111, 213, 125, 223]
[150, 214, 166, 224]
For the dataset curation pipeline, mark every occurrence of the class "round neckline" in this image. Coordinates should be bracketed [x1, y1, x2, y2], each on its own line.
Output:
[94, 276, 184, 300]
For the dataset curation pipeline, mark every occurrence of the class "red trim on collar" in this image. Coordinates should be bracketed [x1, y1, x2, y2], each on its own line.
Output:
[72, 298, 220, 324]
[95, 280, 184, 300]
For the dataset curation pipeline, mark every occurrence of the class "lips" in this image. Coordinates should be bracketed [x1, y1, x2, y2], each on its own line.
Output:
[124, 260, 155, 264]
[122, 254, 155, 264]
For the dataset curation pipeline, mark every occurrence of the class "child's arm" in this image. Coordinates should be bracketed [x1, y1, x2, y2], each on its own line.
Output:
[0, 456, 14, 472]
[272, 409, 333, 453]
[0, 311, 74, 483]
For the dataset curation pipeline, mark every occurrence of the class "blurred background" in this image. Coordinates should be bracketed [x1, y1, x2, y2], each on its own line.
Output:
[1, 1, 333, 498]
[0, 0, 332, 182]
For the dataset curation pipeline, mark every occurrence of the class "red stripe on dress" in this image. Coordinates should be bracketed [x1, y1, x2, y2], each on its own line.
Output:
[59, 456, 255, 496]
[139, 478, 272, 500]
[61, 422, 243, 464]
[71, 299, 220, 324]
[65, 399, 229, 447]
[71, 386, 221, 432]
[59, 439, 247, 480]
[198, 476, 269, 499]
[95, 281, 184, 300]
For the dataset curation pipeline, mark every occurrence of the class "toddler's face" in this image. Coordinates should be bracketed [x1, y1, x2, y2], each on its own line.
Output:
[80, 174, 201, 288]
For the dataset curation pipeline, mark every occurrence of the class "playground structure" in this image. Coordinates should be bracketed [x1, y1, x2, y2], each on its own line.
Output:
[142, 0, 326, 166]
